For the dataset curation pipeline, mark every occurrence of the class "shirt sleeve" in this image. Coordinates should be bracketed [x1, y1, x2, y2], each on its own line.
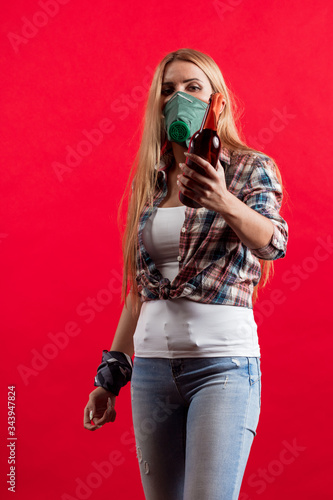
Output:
[241, 155, 288, 261]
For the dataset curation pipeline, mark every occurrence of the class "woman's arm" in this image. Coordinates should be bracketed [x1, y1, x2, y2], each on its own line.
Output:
[178, 152, 287, 257]
[83, 293, 142, 431]
[109, 292, 142, 357]
[214, 190, 274, 250]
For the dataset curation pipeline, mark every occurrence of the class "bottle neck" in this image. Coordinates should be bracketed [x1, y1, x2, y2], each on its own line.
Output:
[201, 93, 224, 131]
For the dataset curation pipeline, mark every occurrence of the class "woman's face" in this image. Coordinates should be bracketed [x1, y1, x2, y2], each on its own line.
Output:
[161, 60, 213, 110]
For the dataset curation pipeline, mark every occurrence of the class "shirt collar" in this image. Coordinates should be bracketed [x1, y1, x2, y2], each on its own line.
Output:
[220, 146, 231, 165]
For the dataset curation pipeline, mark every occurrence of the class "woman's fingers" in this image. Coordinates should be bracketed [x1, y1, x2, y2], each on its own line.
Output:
[93, 398, 116, 426]
[178, 163, 213, 194]
[83, 404, 99, 431]
[177, 155, 228, 211]
[183, 152, 216, 173]
[83, 397, 116, 431]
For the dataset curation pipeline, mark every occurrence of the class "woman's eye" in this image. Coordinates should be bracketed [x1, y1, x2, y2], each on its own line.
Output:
[161, 88, 173, 95]
[161, 85, 201, 96]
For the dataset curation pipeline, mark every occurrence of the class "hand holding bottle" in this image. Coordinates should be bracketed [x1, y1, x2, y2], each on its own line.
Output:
[177, 152, 231, 213]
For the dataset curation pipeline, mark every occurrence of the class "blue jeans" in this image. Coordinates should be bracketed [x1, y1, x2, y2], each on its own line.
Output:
[131, 356, 261, 500]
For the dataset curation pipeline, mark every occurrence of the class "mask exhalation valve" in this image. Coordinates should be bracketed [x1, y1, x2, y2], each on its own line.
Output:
[168, 120, 191, 143]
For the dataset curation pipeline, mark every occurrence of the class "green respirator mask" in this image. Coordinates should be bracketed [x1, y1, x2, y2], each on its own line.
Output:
[162, 91, 208, 148]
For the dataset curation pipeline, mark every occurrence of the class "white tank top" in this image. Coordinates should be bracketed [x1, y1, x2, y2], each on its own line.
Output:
[133, 206, 260, 358]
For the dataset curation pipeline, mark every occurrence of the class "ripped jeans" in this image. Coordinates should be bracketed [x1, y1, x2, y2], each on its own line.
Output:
[131, 356, 261, 500]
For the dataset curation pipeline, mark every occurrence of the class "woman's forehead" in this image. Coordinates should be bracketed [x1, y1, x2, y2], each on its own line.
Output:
[163, 60, 209, 83]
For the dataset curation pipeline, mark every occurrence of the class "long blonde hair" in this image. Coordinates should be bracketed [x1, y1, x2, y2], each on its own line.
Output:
[119, 48, 283, 309]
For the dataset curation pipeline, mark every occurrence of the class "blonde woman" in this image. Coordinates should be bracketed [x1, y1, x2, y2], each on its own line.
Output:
[83, 48, 288, 500]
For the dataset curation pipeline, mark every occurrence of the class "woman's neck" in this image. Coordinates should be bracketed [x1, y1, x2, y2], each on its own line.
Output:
[170, 142, 188, 172]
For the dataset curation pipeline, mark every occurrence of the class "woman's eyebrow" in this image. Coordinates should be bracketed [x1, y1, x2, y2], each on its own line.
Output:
[161, 78, 203, 86]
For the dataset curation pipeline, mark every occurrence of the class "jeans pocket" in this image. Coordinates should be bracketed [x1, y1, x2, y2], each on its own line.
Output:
[248, 357, 261, 385]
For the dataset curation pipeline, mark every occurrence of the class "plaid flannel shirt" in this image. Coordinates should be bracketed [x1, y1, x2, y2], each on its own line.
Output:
[135, 147, 288, 308]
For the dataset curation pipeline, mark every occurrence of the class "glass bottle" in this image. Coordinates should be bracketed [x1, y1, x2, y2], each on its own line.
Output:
[179, 92, 225, 209]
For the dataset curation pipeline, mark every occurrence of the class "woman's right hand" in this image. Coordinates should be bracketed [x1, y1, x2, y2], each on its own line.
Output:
[83, 387, 116, 431]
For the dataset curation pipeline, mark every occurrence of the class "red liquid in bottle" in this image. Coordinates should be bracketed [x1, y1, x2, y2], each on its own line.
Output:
[179, 93, 225, 209]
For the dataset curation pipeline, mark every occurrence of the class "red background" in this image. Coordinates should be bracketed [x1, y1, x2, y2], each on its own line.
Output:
[1, 1, 332, 498]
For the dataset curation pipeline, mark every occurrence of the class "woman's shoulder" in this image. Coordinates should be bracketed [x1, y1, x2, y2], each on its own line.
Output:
[223, 147, 279, 192]
[229, 148, 273, 165]
[228, 148, 277, 175]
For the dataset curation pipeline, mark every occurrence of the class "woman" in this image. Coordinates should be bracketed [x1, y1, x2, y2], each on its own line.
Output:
[83, 48, 288, 500]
